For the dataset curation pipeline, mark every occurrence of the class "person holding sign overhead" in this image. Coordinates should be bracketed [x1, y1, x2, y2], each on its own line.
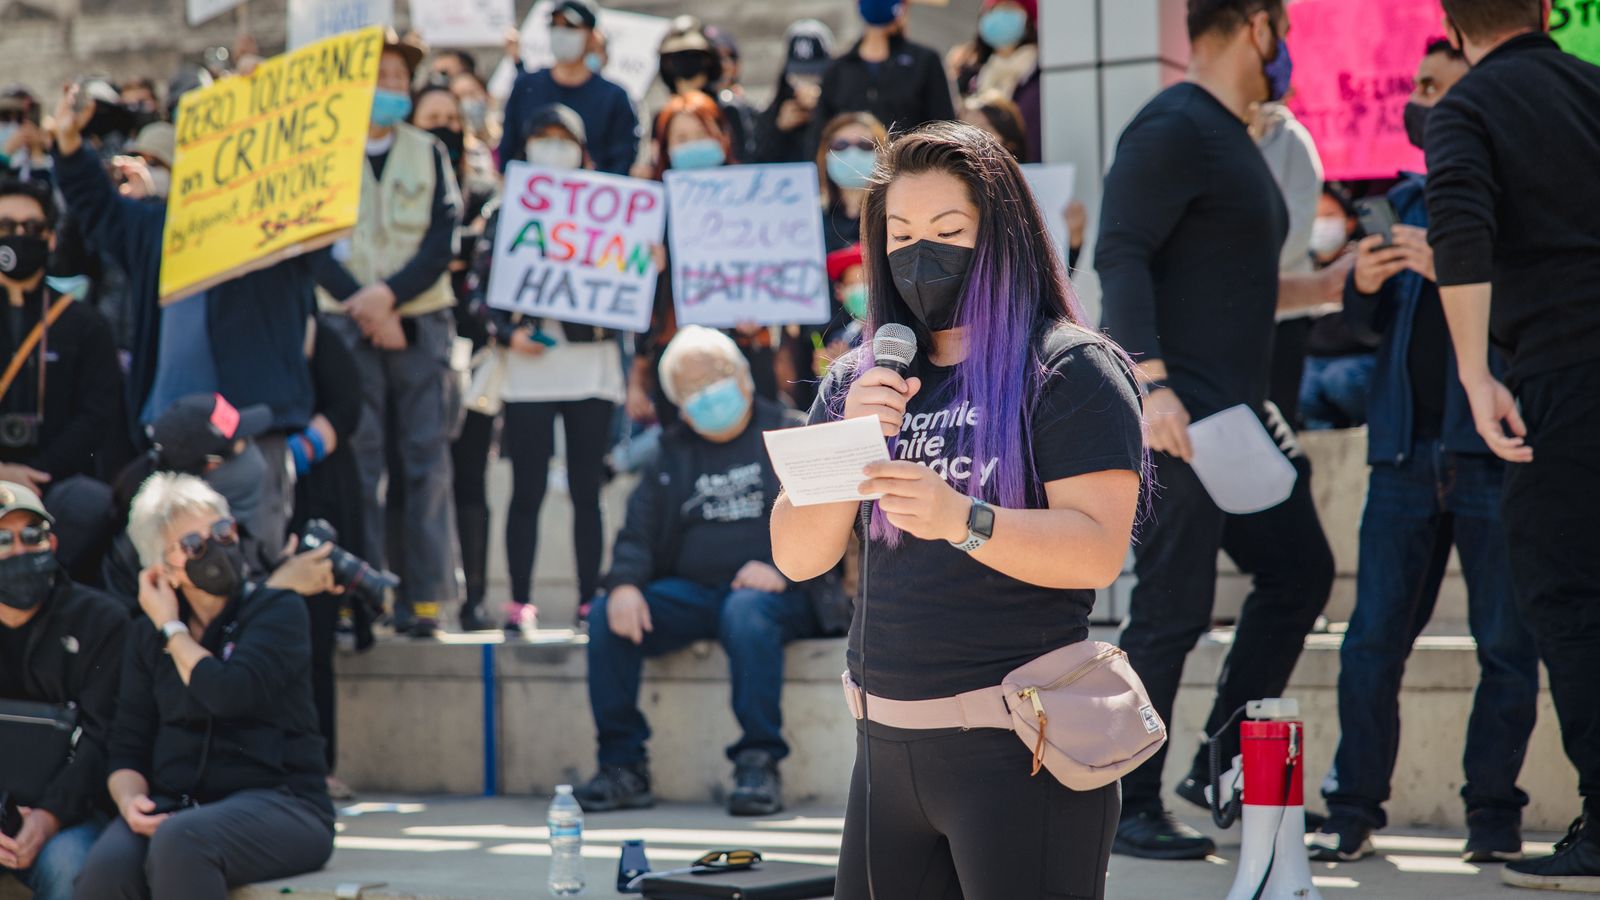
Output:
[314, 30, 463, 640]
[627, 92, 777, 427]
[473, 103, 622, 635]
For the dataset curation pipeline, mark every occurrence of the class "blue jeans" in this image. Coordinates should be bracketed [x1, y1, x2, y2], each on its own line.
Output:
[1323, 440, 1539, 828]
[1299, 354, 1376, 430]
[587, 578, 817, 767]
[8, 814, 107, 900]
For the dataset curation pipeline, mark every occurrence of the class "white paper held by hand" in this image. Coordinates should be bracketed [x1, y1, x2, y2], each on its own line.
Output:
[763, 416, 892, 507]
[1186, 404, 1297, 515]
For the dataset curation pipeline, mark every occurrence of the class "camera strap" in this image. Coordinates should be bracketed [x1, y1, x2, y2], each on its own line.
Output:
[0, 290, 71, 408]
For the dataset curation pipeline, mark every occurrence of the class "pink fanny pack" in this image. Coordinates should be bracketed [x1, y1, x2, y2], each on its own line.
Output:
[842, 641, 1167, 791]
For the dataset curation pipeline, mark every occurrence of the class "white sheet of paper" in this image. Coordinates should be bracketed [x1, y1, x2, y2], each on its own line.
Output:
[1186, 404, 1298, 515]
[763, 416, 891, 507]
[1019, 163, 1076, 264]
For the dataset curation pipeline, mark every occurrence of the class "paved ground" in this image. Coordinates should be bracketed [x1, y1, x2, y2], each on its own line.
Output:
[239, 795, 1562, 899]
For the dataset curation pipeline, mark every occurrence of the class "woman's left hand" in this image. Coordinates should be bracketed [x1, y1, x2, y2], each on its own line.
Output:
[138, 566, 181, 628]
[858, 461, 971, 543]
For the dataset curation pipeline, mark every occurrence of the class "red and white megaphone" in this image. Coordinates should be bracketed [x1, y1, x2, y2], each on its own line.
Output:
[1224, 699, 1321, 900]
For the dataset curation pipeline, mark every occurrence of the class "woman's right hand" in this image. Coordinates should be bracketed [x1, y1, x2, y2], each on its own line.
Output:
[121, 795, 168, 837]
[844, 367, 922, 437]
[508, 329, 546, 357]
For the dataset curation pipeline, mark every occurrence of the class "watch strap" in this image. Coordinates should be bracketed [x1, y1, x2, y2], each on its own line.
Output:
[949, 498, 994, 552]
[160, 620, 187, 643]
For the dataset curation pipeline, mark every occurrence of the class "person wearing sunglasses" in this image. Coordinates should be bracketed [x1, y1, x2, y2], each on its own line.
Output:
[0, 178, 124, 497]
[0, 481, 127, 900]
[76, 473, 334, 899]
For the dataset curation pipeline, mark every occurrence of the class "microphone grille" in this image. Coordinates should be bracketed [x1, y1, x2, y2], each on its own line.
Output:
[872, 323, 917, 370]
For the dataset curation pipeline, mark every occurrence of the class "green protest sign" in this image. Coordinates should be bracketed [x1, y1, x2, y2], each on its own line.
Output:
[1552, 0, 1600, 64]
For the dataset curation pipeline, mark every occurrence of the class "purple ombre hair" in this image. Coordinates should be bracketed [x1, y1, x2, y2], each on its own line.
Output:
[831, 120, 1147, 545]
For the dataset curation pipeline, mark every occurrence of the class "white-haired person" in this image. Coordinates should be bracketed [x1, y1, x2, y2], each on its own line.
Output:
[575, 327, 827, 818]
[74, 473, 333, 900]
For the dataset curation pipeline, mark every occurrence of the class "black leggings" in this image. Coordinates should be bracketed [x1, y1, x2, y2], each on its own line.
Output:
[836, 723, 1119, 900]
[503, 399, 613, 606]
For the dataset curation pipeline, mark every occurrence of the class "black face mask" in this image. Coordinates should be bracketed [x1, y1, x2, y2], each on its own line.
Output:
[428, 126, 465, 166]
[888, 239, 974, 332]
[184, 538, 244, 597]
[0, 550, 57, 611]
[1403, 101, 1431, 151]
[661, 53, 714, 90]
[0, 234, 49, 281]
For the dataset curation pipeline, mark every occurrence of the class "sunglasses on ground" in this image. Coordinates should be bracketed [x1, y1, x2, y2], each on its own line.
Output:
[171, 517, 237, 560]
[625, 848, 762, 890]
[829, 137, 874, 153]
[0, 523, 50, 551]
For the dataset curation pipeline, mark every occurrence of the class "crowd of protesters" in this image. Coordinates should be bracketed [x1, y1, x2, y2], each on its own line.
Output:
[3, 0, 1599, 896]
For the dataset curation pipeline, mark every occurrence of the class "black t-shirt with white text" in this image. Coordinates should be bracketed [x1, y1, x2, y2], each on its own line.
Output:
[810, 325, 1144, 700]
[672, 423, 778, 588]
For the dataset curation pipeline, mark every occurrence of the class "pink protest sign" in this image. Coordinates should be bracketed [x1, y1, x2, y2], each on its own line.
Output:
[1286, 0, 1441, 181]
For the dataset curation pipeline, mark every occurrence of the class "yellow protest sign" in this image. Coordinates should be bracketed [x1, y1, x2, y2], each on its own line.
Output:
[159, 26, 382, 302]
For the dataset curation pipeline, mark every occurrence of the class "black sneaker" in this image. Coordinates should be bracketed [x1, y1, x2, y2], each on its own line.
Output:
[458, 603, 490, 633]
[728, 750, 783, 817]
[1502, 815, 1600, 891]
[1113, 806, 1216, 860]
[1465, 808, 1524, 863]
[1175, 773, 1238, 815]
[1307, 815, 1375, 862]
[406, 619, 438, 639]
[573, 763, 655, 813]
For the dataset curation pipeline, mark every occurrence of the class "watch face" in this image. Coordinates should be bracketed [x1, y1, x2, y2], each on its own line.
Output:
[972, 502, 996, 538]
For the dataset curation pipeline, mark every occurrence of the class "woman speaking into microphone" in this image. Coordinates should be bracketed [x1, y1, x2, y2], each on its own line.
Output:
[770, 121, 1147, 899]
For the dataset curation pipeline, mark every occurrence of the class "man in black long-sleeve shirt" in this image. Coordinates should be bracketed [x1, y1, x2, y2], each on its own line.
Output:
[1425, 1, 1600, 888]
[1095, 0, 1334, 859]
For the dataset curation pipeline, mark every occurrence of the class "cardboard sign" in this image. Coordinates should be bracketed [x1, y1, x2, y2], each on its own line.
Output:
[665, 163, 830, 329]
[158, 27, 382, 303]
[1019, 163, 1076, 266]
[1285, 0, 1437, 180]
[409, 0, 515, 48]
[287, 0, 393, 50]
[1553, 0, 1600, 64]
[187, 0, 245, 26]
[484, 162, 666, 333]
[488, 1, 671, 102]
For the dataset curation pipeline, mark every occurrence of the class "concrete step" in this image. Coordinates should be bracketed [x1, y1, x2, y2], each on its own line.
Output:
[333, 627, 1577, 832]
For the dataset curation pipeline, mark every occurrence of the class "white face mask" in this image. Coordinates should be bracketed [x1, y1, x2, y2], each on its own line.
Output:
[550, 26, 587, 64]
[148, 166, 171, 198]
[525, 137, 583, 170]
[1309, 216, 1348, 257]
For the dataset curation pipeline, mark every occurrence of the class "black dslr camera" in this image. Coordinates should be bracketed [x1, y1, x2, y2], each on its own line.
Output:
[298, 519, 399, 610]
[0, 413, 39, 449]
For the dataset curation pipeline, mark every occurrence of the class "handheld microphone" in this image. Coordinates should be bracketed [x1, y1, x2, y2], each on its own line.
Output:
[871, 323, 917, 378]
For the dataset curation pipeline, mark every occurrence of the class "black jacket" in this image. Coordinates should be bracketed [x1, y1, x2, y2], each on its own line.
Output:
[807, 34, 955, 158]
[603, 399, 850, 635]
[0, 286, 126, 480]
[107, 583, 331, 810]
[0, 575, 127, 826]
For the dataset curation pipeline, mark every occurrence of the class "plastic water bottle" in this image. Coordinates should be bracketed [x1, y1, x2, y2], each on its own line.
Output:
[547, 784, 586, 896]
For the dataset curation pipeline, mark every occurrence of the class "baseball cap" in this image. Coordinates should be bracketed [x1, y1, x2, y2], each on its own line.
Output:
[551, 0, 599, 30]
[0, 481, 52, 525]
[150, 393, 272, 473]
[522, 103, 588, 148]
[827, 244, 863, 283]
[783, 20, 835, 78]
[126, 122, 176, 169]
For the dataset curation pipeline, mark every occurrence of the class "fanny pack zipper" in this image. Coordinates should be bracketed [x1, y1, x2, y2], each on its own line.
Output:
[1015, 646, 1124, 776]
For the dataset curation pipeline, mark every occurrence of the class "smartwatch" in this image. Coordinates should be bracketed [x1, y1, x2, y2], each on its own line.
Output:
[949, 498, 996, 553]
[160, 620, 187, 644]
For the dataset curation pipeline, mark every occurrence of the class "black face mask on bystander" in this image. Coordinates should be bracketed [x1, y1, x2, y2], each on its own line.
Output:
[0, 550, 57, 611]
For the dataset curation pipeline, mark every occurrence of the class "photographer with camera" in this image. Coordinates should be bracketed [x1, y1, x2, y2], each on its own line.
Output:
[0, 178, 123, 494]
[0, 481, 126, 900]
[75, 473, 334, 899]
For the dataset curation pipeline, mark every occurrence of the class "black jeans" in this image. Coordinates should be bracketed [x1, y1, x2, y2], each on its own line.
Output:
[835, 723, 1118, 900]
[452, 408, 496, 610]
[502, 399, 613, 607]
[73, 788, 333, 900]
[1324, 440, 1537, 828]
[1502, 359, 1600, 801]
[1118, 446, 1334, 811]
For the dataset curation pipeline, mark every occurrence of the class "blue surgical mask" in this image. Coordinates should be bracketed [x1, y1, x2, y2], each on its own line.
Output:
[977, 7, 1028, 50]
[669, 138, 726, 170]
[371, 89, 413, 128]
[0, 124, 19, 155]
[45, 274, 91, 299]
[585, 52, 604, 74]
[1262, 38, 1293, 103]
[682, 377, 750, 435]
[826, 147, 875, 190]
